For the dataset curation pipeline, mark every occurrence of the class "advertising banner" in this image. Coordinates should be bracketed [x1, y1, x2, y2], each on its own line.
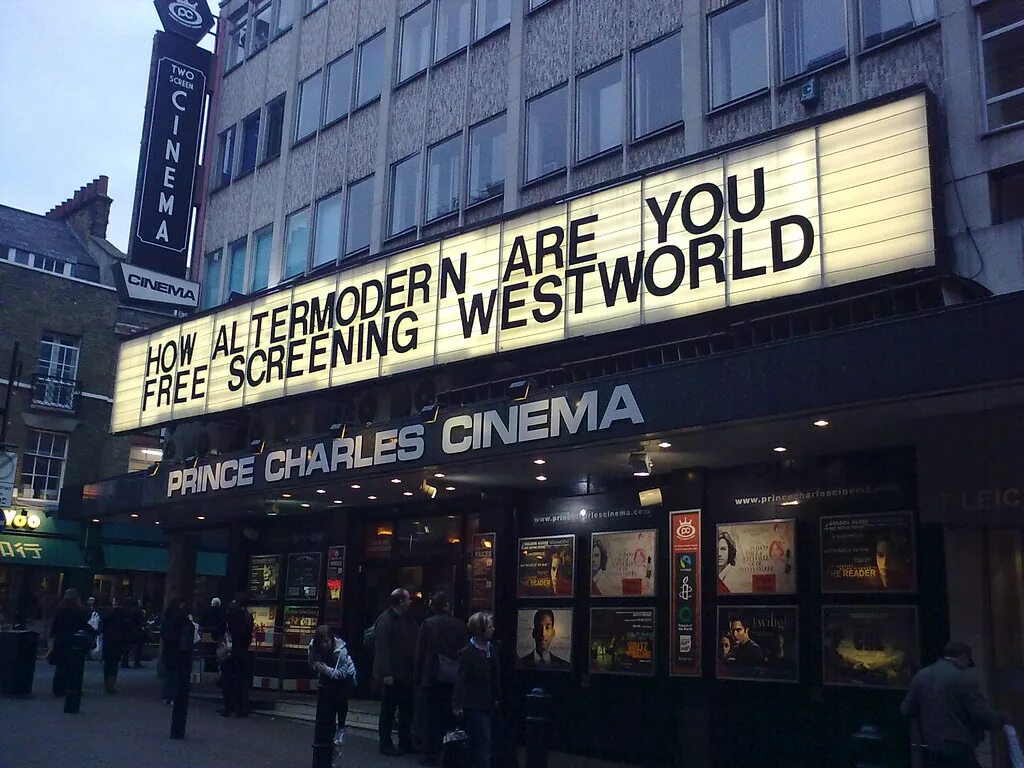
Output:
[589, 607, 655, 676]
[820, 512, 916, 592]
[251, 604, 277, 652]
[516, 608, 573, 670]
[716, 606, 799, 683]
[471, 533, 497, 611]
[716, 519, 796, 595]
[248, 554, 280, 601]
[590, 529, 656, 597]
[670, 510, 701, 676]
[324, 546, 345, 624]
[822, 606, 919, 688]
[283, 605, 319, 650]
[286, 551, 323, 600]
[518, 535, 575, 598]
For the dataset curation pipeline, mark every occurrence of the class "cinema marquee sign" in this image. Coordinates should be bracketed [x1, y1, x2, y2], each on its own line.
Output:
[111, 94, 934, 433]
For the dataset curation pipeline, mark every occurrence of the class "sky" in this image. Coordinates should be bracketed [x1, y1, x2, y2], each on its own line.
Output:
[0, 1, 213, 253]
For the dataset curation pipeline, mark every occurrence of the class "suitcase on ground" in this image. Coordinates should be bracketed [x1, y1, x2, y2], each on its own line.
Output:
[441, 728, 471, 768]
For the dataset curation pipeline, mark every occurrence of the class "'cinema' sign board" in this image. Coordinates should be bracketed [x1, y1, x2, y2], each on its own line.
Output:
[111, 94, 934, 433]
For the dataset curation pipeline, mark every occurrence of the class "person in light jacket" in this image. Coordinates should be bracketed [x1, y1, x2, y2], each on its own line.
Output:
[309, 625, 358, 747]
[453, 612, 500, 768]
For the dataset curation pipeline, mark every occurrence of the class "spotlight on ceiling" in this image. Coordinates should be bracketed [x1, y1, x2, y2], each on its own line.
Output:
[330, 422, 349, 440]
[533, 458, 546, 465]
[658, 441, 672, 449]
[403, 491, 413, 497]
[420, 403, 440, 423]
[281, 493, 292, 498]
[333, 499, 343, 505]
[773, 446, 788, 453]
[250, 438, 266, 454]
[433, 472, 445, 478]
[813, 419, 830, 428]
[535, 475, 547, 482]
[420, 479, 438, 499]
[638, 488, 663, 508]
[391, 478, 402, 484]
[629, 451, 652, 477]
[507, 379, 531, 401]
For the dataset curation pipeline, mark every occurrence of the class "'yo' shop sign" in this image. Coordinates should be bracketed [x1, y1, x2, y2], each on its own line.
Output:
[111, 93, 936, 433]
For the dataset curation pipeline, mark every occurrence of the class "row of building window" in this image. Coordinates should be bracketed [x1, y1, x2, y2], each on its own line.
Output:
[3, 248, 72, 276]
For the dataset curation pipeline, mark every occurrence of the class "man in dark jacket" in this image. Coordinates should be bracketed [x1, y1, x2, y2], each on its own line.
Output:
[901, 641, 1004, 768]
[50, 589, 88, 697]
[414, 592, 467, 765]
[220, 597, 255, 717]
[374, 588, 418, 756]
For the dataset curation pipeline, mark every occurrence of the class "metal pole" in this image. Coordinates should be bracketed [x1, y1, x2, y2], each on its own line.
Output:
[311, 682, 335, 768]
[525, 687, 552, 768]
[63, 630, 89, 714]
[0, 341, 21, 446]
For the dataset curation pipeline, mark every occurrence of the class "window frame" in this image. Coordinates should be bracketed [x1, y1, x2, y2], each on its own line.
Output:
[250, 224, 274, 292]
[344, 175, 376, 256]
[425, 133, 464, 222]
[388, 152, 423, 237]
[474, 0, 511, 41]
[250, 0, 273, 56]
[356, 32, 387, 109]
[20, 429, 69, 503]
[282, 205, 313, 280]
[434, 0, 473, 64]
[215, 125, 237, 190]
[575, 57, 624, 164]
[225, 7, 249, 73]
[524, 82, 569, 184]
[977, 2, 1024, 133]
[201, 249, 225, 309]
[37, 334, 80, 381]
[324, 52, 355, 127]
[777, 0, 848, 83]
[304, 0, 328, 15]
[467, 112, 506, 205]
[312, 190, 345, 269]
[237, 109, 262, 178]
[859, 0, 937, 52]
[398, 3, 433, 85]
[630, 29, 685, 142]
[226, 236, 249, 298]
[295, 69, 325, 144]
[707, 0, 769, 111]
[263, 93, 287, 163]
[275, 0, 298, 36]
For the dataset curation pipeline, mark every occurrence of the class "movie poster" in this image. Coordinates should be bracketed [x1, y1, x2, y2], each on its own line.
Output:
[324, 546, 346, 624]
[516, 608, 573, 670]
[670, 511, 701, 676]
[248, 554, 280, 601]
[517, 535, 575, 598]
[820, 513, 916, 593]
[590, 530, 657, 597]
[716, 519, 797, 595]
[822, 606, 919, 689]
[286, 551, 323, 600]
[471, 533, 497, 611]
[250, 604, 277, 652]
[283, 605, 319, 650]
[589, 608, 655, 676]
[716, 606, 799, 683]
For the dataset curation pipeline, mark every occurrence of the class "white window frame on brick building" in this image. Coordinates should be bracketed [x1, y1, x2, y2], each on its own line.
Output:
[978, 0, 1024, 131]
[20, 430, 69, 503]
[4, 248, 72, 275]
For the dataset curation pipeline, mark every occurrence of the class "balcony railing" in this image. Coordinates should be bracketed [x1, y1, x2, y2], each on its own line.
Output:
[31, 373, 81, 412]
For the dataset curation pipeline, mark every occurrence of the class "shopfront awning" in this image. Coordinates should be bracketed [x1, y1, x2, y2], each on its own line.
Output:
[101, 545, 226, 576]
[0, 535, 86, 568]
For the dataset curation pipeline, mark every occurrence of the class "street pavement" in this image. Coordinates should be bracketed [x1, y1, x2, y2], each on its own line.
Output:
[0, 660, 395, 768]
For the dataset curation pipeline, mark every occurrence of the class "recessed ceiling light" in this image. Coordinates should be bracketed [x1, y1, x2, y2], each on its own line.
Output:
[773, 446, 787, 453]
[333, 500, 343, 505]
[281, 493, 292, 498]
[813, 419, 830, 427]
[434, 472, 445, 478]
[658, 441, 672, 448]
[536, 475, 547, 481]
[533, 458, 546, 465]
[155, 521, 161, 525]
[267, 511, 278, 516]
[445, 486, 455, 491]
[316, 489, 326, 494]
[91, 518, 100, 523]
[197, 515, 206, 520]
[368, 495, 378, 500]
[300, 503, 311, 508]
[351, 484, 361, 489]
[633, 470, 651, 477]
[391, 478, 402, 484]
[130, 513, 139, 518]
[403, 491, 413, 496]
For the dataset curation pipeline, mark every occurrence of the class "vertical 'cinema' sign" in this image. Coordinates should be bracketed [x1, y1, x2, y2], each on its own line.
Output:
[671, 510, 701, 676]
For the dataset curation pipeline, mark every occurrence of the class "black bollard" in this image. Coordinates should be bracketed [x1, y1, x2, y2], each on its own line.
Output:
[63, 631, 90, 714]
[311, 682, 334, 768]
[170, 638, 194, 738]
[524, 687, 552, 768]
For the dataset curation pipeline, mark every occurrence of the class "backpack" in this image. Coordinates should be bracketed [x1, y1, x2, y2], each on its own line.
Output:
[363, 609, 388, 651]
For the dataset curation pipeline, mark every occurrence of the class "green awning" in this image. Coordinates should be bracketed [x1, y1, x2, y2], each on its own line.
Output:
[101, 545, 226, 576]
[0, 535, 86, 568]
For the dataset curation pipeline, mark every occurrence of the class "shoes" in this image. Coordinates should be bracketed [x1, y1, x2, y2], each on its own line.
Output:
[380, 744, 403, 757]
[334, 727, 346, 745]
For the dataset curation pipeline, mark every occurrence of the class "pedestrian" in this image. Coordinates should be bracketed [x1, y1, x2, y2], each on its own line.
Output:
[373, 588, 419, 756]
[415, 592, 467, 766]
[901, 640, 1006, 768]
[100, 595, 129, 693]
[205, 597, 226, 641]
[309, 625, 358, 747]
[452, 612, 500, 768]
[160, 598, 187, 704]
[119, 598, 142, 669]
[219, 596, 254, 717]
[49, 588, 88, 697]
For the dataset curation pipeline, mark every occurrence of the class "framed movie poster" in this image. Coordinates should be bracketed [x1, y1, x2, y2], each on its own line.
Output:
[286, 551, 323, 600]
[590, 529, 657, 597]
[820, 512, 917, 593]
[516, 607, 573, 671]
[248, 554, 280, 601]
[283, 605, 320, 650]
[589, 607, 655, 676]
[822, 606, 919, 689]
[670, 510, 702, 677]
[716, 519, 797, 595]
[517, 535, 575, 598]
[250, 604, 278, 653]
[324, 546, 346, 624]
[716, 606, 799, 683]
[471, 533, 497, 611]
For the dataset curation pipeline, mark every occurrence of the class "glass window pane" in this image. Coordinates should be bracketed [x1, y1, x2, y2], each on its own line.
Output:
[251, 226, 273, 292]
[476, 0, 510, 39]
[228, 238, 247, 296]
[436, 0, 472, 61]
[633, 33, 683, 139]
[252, 3, 272, 53]
[981, 14, 1024, 117]
[313, 192, 344, 267]
[709, 0, 767, 108]
[276, 0, 297, 32]
[577, 60, 622, 161]
[988, 92, 1024, 131]
[861, 0, 935, 49]
[345, 176, 374, 255]
[992, 163, 1024, 224]
[283, 207, 311, 278]
[296, 72, 323, 141]
[239, 112, 261, 174]
[779, 0, 845, 79]
[357, 34, 385, 106]
[201, 251, 223, 308]
[526, 85, 567, 181]
[980, 1, 1024, 35]
[390, 155, 420, 235]
[426, 136, 462, 220]
[325, 54, 353, 123]
[469, 114, 505, 203]
[264, 96, 285, 161]
[400, 5, 432, 81]
[227, 11, 247, 68]
[218, 127, 235, 187]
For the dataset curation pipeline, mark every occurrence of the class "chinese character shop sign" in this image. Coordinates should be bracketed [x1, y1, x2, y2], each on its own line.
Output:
[112, 94, 936, 432]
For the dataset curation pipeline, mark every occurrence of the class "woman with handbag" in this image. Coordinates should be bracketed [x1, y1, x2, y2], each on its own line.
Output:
[308, 625, 358, 748]
[452, 612, 500, 768]
[415, 593, 467, 766]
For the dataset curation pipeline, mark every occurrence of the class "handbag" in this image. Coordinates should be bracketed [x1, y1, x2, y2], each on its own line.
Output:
[216, 630, 233, 663]
[436, 654, 458, 686]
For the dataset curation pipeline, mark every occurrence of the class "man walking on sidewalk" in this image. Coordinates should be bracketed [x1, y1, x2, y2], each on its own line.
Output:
[901, 640, 1006, 768]
[373, 588, 418, 756]
[415, 592, 467, 766]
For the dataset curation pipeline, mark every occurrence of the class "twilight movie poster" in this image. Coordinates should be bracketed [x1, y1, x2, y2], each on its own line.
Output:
[716, 606, 799, 683]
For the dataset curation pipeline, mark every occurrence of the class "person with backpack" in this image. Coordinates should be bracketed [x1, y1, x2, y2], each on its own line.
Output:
[415, 592, 467, 766]
[373, 588, 419, 756]
[309, 625, 358, 748]
[453, 612, 500, 768]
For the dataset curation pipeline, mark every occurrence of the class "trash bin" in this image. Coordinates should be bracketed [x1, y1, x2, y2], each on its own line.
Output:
[0, 630, 39, 697]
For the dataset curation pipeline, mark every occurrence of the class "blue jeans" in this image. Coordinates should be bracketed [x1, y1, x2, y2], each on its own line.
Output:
[463, 710, 493, 768]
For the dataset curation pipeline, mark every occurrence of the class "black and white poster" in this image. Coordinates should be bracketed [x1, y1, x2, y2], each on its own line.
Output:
[286, 551, 323, 601]
[716, 606, 799, 683]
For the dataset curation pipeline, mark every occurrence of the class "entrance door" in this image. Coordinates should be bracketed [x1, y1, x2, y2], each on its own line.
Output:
[989, 530, 1024, 734]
